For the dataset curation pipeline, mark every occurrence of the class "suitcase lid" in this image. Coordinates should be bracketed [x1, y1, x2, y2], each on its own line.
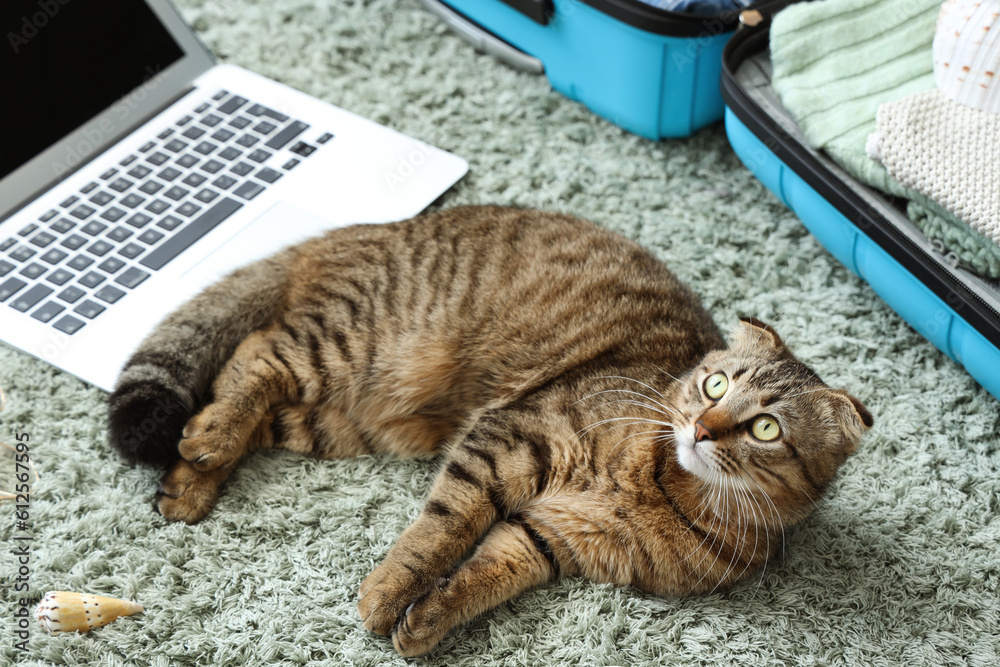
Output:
[579, 0, 742, 36]
[499, 0, 794, 37]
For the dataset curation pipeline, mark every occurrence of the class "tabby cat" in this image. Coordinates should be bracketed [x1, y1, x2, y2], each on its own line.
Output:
[107, 206, 872, 657]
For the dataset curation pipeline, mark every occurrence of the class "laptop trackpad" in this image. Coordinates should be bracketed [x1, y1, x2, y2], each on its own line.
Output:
[181, 202, 343, 285]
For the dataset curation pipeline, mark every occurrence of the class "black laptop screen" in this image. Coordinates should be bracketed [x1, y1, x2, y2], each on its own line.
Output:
[1, 0, 185, 180]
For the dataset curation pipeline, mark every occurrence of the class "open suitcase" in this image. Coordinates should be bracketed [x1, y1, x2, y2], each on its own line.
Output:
[418, 0, 755, 139]
[721, 13, 1000, 401]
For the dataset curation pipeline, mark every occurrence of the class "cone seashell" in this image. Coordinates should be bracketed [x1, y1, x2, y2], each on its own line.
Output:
[933, 0, 1000, 114]
[34, 591, 144, 633]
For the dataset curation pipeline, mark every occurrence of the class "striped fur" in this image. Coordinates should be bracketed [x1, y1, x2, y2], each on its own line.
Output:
[106, 206, 872, 656]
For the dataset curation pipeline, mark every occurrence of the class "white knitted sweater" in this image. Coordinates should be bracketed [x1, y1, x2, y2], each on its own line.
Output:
[868, 89, 1000, 248]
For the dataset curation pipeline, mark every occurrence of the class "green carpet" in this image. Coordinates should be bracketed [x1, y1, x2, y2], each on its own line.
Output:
[2, 0, 999, 665]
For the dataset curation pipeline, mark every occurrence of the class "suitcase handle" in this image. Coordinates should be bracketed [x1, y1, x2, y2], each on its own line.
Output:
[416, 0, 545, 74]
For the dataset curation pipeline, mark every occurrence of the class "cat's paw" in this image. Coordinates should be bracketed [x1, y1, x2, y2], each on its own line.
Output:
[155, 460, 228, 524]
[391, 584, 452, 657]
[178, 406, 244, 471]
[358, 560, 428, 636]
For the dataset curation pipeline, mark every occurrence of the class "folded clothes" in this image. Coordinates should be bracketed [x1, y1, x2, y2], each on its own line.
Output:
[635, 0, 753, 15]
[908, 201, 1000, 279]
[769, 0, 939, 194]
[768, 0, 1000, 279]
[932, 0, 1000, 116]
[869, 89, 1000, 251]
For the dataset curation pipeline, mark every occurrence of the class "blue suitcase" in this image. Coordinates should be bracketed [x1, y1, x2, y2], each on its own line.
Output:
[419, 0, 754, 139]
[720, 17, 1000, 401]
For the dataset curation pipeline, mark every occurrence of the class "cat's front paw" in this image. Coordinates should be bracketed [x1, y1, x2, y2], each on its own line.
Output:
[178, 406, 245, 471]
[392, 584, 452, 657]
[155, 459, 229, 523]
[358, 560, 428, 636]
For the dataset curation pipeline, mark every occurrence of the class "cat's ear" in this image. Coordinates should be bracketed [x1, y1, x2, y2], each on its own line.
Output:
[827, 389, 874, 455]
[733, 316, 785, 350]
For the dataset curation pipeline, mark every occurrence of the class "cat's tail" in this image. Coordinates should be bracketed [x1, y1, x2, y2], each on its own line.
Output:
[107, 251, 292, 466]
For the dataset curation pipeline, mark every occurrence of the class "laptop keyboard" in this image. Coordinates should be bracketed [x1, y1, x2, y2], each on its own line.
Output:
[0, 90, 333, 336]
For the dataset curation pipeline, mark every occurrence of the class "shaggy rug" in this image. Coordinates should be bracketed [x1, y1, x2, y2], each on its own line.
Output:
[2, 0, 998, 665]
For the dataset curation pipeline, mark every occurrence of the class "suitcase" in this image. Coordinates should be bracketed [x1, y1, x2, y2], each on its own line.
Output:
[418, 0, 760, 139]
[720, 13, 1000, 401]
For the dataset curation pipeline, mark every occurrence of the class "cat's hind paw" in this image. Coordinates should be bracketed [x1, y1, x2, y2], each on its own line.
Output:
[155, 459, 231, 524]
[358, 560, 429, 636]
[178, 406, 246, 471]
[391, 588, 452, 657]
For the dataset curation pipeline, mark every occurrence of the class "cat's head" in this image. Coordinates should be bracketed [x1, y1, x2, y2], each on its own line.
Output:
[672, 317, 872, 522]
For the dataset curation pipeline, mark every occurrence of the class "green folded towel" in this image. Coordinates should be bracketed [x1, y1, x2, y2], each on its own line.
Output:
[769, 0, 1000, 280]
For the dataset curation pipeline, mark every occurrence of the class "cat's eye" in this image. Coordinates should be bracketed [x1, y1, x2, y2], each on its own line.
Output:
[704, 372, 728, 400]
[751, 415, 781, 442]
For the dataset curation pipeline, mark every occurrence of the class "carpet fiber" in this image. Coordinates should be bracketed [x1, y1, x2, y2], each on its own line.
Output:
[2, 1, 999, 665]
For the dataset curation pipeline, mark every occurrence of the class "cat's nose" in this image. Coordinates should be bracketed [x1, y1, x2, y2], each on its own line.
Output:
[694, 421, 714, 442]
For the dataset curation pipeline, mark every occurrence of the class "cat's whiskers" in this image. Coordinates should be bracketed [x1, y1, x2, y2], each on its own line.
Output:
[575, 388, 681, 419]
[570, 412, 680, 477]
[775, 364, 824, 402]
[725, 481, 766, 594]
[605, 428, 668, 464]
[717, 477, 754, 590]
[684, 452, 738, 581]
[572, 417, 636, 441]
[726, 484, 760, 594]
[732, 466, 784, 541]
[739, 472, 787, 597]
[784, 387, 830, 400]
[656, 432, 721, 545]
[691, 456, 733, 527]
[679, 488, 724, 572]
[558, 412, 660, 463]
[684, 492, 723, 545]
[707, 482, 747, 594]
[690, 472, 733, 592]
[608, 375, 687, 417]
[565, 378, 682, 459]
[654, 366, 685, 384]
[677, 467, 727, 567]
[743, 472, 786, 563]
[751, 318, 773, 349]
[695, 443, 746, 492]
[743, 488, 772, 598]
[574, 416, 671, 444]
[701, 474, 769, 595]
[681, 451, 784, 594]
[593, 375, 666, 398]
[589, 397, 681, 421]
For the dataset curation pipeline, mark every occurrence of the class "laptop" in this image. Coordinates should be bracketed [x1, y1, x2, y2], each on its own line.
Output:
[0, 0, 468, 392]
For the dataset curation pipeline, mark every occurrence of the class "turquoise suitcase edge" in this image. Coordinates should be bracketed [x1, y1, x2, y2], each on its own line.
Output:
[724, 108, 1000, 402]
[428, 0, 735, 139]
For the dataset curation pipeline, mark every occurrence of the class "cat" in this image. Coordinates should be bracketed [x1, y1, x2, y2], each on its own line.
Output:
[107, 205, 872, 657]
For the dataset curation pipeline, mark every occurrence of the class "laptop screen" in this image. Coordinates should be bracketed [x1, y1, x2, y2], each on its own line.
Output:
[2, 0, 185, 181]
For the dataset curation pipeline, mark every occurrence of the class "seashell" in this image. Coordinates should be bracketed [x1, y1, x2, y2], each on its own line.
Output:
[933, 0, 1000, 113]
[34, 591, 144, 633]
